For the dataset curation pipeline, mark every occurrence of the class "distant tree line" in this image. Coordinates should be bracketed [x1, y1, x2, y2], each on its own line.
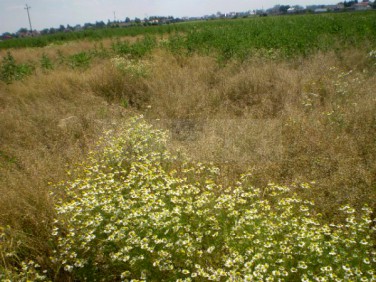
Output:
[0, 15, 183, 40]
[1, 1, 375, 40]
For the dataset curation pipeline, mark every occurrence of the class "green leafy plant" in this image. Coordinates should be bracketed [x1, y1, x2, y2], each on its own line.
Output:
[112, 36, 156, 59]
[40, 53, 54, 71]
[0, 52, 17, 83]
[0, 52, 34, 84]
[68, 52, 92, 69]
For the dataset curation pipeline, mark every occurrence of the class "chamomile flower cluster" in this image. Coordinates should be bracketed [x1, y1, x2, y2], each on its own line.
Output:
[111, 56, 150, 77]
[368, 50, 376, 59]
[51, 116, 376, 281]
[0, 261, 49, 282]
[368, 50, 376, 66]
[0, 226, 49, 281]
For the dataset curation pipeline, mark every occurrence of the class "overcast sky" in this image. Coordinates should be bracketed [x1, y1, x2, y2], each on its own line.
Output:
[1, 0, 335, 34]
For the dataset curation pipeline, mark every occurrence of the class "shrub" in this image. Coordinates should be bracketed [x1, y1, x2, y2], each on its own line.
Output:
[40, 53, 54, 71]
[0, 52, 34, 84]
[112, 36, 156, 59]
[51, 116, 376, 281]
[68, 52, 92, 69]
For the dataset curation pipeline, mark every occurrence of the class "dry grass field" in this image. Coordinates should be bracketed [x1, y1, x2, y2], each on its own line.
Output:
[0, 29, 375, 279]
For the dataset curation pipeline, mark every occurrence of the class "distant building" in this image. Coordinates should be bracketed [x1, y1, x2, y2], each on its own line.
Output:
[0, 34, 13, 40]
[17, 31, 31, 38]
[117, 22, 132, 27]
[353, 2, 371, 10]
[314, 8, 328, 13]
[326, 5, 339, 10]
[336, 3, 345, 10]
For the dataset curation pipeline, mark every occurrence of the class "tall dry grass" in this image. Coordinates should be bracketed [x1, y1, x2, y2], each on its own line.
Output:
[0, 43, 375, 278]
[0, 66, 131, 274]
[141, 50, 376, 217]
[0, 36, 143, 61]
[78, 47, 376, 216]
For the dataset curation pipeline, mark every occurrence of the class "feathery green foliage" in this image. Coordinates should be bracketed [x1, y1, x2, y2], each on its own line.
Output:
[49, 116, 376, 281]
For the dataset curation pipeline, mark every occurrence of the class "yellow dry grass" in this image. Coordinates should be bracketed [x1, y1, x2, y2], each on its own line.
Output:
[0, 43, 375, 276]
[142, 50, 376, 217]
[0, 66, 132, 271]
[0, 36, 143, 60]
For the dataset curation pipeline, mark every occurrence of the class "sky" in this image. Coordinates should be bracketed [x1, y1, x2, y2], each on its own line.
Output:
[1, 0, 336, 34]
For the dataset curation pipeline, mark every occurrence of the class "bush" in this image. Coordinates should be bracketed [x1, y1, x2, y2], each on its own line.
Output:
[68, 52, 92, 69]
[40, 53, 54, 71]
[51, 116, 376, 281]
[0, 52, 34, 84]
[112, 36, 156, 59]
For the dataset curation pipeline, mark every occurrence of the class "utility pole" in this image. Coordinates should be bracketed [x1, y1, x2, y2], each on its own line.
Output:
[113, 11, 116, 22]
[24, 4, 33, 33]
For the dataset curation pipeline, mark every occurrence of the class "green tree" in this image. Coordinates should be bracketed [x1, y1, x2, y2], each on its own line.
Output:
[58, 25, 66, 32]
[17, 27, 28, 34]
[279, 5, 291, 13]
[40, 28, 49, 35]
[134, 17, 141, 24]
[95, 21, 106, 28]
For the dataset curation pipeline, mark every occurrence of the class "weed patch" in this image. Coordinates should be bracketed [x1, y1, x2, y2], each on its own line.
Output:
[49, 117, 375, 281]
[68, 52, 92, 69]
[0, 52, 34, 84]
[40, 53, 54, 71]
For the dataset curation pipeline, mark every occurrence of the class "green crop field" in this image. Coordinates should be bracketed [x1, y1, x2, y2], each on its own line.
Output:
[1, 11, 376, 58]
[176, 12, 376, 59]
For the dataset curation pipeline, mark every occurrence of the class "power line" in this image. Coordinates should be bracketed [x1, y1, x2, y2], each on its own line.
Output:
[24, 4, 33, 33]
